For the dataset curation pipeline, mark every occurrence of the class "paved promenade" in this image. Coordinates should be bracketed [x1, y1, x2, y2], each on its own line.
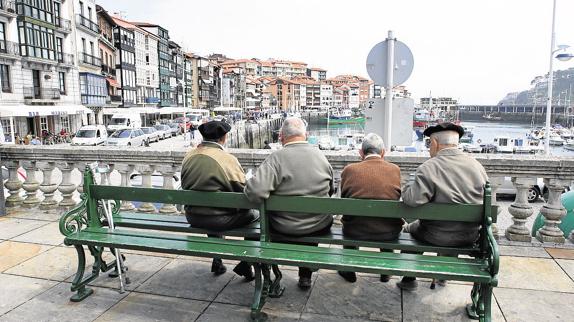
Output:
[1, 206, 574, 322]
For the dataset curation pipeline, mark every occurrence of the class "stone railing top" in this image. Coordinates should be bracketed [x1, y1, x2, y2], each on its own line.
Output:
[2, 145, 574, 179]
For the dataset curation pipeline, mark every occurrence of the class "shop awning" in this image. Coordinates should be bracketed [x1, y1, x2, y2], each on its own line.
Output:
[106, 77, 120, 88]
[102, 107, 160, 115]
[0, 105, 93, 117]
[159, 107, 189, 115]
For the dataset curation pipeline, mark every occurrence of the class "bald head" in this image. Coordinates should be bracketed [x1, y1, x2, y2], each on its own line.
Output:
[280, 117, 307, 144]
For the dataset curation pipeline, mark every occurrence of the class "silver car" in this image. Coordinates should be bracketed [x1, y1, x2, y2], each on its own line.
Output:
[154, 124, 172, 140]
[105, 128, 146, 147]
[497, 177, 545, 203]
[141, 127, 160, 143]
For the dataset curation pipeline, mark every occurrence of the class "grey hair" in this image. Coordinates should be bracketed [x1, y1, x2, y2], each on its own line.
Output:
[361, 133, 385, 155]
[430, 130, 459, 145]
[281, 117, 307, 139]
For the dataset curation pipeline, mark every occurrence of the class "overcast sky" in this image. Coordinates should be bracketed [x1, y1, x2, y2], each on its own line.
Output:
[98, 0, 574, 104]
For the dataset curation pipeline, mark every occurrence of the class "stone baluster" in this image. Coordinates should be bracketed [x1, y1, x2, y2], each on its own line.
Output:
[158, 165, 178, 214]
[116, 164, 135, 211]
[75, 162, 88, 194]
[536, 179, 569, 243]
[505, 177, 536, 242]
[99, 164, 115, 186]
[488, 176, 505, 237]
[4, 160, 23, 208]
[135, 165, 156, 213]
[21, 161, 41, 208]
[57, 162, 78, 208]
[38, 162, 58, 210]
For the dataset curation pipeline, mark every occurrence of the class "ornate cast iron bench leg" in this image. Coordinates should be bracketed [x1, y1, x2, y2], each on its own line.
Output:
[250, 263, 272, 321]
[269, 264, 285, 298]
[466, 283, 481, 320]
[69, 245, 94, 302]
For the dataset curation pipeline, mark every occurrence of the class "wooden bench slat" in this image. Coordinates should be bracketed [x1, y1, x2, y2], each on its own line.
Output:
[66, 228, 491, 282]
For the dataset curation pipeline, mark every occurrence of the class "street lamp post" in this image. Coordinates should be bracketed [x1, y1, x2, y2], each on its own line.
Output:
[545, 0, 574, 155]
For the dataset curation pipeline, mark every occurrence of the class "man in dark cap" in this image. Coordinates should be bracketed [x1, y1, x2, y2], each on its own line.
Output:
[181, 120, 258, 280]
[398, 122, 488, 291]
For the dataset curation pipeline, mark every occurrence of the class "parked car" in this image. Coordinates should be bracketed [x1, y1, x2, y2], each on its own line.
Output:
[153, 124, 172, 140]
[129, 172, 181, 210]
[105, 128, 146, 147]
[497, 177, 545, 203]
[167, 123, 180, 136]
[71, 125, 108, 146]
[141, 127, 160, 143]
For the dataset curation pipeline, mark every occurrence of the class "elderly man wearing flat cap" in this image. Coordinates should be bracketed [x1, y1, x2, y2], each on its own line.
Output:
[181, 120, 258, 281]
[398, 122, 488, 291]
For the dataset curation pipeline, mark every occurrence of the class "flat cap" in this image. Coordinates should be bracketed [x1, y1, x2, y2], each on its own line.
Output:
[423, 122, 465, 138]
[199, 120, 231, 140]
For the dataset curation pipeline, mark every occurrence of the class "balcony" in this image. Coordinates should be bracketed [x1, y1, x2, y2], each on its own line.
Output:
[0, 40, 20, 57]
[0, 0, 16, 18]
[101, 64, 116, 76]
[57, 53, 74, 66]
[23, 87, 61, 100]
[109, 94, 122, 102]
[54, 17, 72, 33]
[81, 52, 101, 67]
[76, 14, 99, 35]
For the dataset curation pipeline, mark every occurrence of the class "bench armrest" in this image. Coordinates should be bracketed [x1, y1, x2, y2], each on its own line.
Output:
[486, 217, 499, 286]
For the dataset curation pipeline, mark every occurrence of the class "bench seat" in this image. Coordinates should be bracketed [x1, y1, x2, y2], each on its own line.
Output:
[65, 226, 493, 283]
[113, 212, 480, 256]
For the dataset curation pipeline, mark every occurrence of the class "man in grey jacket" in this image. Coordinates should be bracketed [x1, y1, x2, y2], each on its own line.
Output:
[244, 117, 334, 289]
[399, 123, 488, 290]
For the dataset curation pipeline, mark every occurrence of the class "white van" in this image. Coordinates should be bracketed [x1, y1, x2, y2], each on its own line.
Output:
[107, 114, 142, 134]
[72, 125, 108, 146]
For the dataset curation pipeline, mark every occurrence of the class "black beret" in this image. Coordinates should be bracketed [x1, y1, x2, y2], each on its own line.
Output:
[423, 122, 465, 138]
[198, 121, 231, 140]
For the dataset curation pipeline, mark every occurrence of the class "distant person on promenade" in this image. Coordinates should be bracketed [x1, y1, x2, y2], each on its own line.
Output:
[263, 140, 271, 149]
[30, 136, 42, 145]
[399, 123, 488, 291]
[181, 120, 258, 281]
[244, 117, 334, 289]
[337, 133, 402, 283]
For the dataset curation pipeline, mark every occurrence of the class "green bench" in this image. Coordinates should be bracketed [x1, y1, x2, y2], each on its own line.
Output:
[59, 167, 499, 322]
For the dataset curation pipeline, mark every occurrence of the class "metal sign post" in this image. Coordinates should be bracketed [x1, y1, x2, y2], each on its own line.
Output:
[366, 31, 414, 150]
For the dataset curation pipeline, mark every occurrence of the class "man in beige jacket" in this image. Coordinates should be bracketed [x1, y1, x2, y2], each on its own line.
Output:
[399, 123, 488, 290]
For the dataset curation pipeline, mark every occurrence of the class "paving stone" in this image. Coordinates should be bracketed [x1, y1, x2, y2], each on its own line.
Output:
[135, 258, 234, 301]
[11, 222, 65, 246]
[0, 282, 127, 322]
[0, 218, 50, 240]
[494, 287, 574, 322]
[196, 303, 300, 322]
[499, 245, 551, 258]
[93, 292, 209, 322]
[0, 274, 58, 316]
[0, 241, 52, 272]
[545, 247, 574, 260]
[556, 259, 574, 281]
[4, 246, 85, 281]
[8, 209, 62, 222]
[215, 268, 316, 312]
[90, 253, 172, 291]
[299, 313, 379, 321]
[402, 281, 505, 322]
[498, 256, 574, 293]
[304, 273, 401, 321]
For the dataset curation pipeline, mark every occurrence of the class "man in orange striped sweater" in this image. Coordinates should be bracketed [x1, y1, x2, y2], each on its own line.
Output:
[338, 133, 403, 283]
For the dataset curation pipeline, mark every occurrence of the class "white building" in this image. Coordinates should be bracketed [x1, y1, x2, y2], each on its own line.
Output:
[320, 84, 333, 110]
[348, 85, 360, 109]
[0, 0, 89, 144]
[134, 26, 159, 106]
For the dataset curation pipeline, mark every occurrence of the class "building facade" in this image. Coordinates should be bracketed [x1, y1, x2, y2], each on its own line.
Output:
[111, 17, 136, 107]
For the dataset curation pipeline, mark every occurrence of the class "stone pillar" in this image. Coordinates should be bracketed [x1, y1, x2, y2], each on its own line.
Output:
[489, 176, 505, 237]
[116, 164, 135, 211]
[99, 164, 115, 186]
[21, 161, 41, 208]
[158, 165, 178, 214]
[38, 162, 58, 210]
[536, 179, 569, 243]
[4, 160, 23, 207]
[75, 162, 88, 194]
[57, 162, 78, 208]
[505, 177, 536, 242]
[135, 165, 156, 213]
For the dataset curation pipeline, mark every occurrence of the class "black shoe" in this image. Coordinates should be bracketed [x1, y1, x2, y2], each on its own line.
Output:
[397, 276, 417, 291]
[233, 262, 255, 282]
[298, 277, 312, 289]
[211, 258, 227, 276]
[337, 271, 357, 283]
[380, 275, 391, 283]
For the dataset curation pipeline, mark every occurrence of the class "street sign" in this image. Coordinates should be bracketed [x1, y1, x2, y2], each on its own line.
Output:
[366, 39, 414, 86]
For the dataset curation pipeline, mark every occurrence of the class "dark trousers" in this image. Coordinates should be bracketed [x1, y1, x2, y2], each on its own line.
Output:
[270, 224, 333, 278]
[341, 227, 400, 271]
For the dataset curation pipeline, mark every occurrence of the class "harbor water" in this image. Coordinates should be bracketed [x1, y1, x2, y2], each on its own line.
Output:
[308, 121, 574, 156]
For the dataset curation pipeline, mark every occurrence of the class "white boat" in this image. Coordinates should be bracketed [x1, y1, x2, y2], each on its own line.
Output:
[549, 134, 565, 146]
[512, 138, 531, 154]
[564, 139, 574, 151]
[527, 140, 545, 154]
[493, 136, 513, 153]
[461, 143, 482, 153]
[559, 128, 574, 140]
[318, 136, 333, 150]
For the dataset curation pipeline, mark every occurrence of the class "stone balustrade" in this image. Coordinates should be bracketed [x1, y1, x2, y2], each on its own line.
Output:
[2, 145, 574, 244]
